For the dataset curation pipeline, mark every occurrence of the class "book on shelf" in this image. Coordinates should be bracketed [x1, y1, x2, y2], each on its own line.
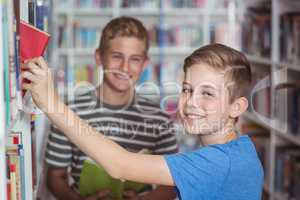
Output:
[121, 0, 159, 9]
[20, 20, 50, 62]
[275, 83, 300, 135]
[20, 20, 50, 99]
[280, 12, 300, 65]
[242, 6, 271, 58]
[211, 22, 242, 50]
[242, 122, 270, 173]
[79, 150, 152, 200]
[6, 132, 26, 200]
[275, 146, 300, 199]
[250, 70, 271, 118]
[162, 0, 206, 9]
[1, 0, 52, 200]
[74, 0, 113, 9]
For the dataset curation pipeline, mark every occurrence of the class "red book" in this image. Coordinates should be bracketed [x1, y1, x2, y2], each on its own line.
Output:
[20, 20, 50, 62]
[20, 20, 50, 97]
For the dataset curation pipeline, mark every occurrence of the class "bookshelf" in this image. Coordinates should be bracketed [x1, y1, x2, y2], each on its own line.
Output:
[0, 3, 7, 200]
[240, 0, 300, 199]
[0, 0, 51, 199]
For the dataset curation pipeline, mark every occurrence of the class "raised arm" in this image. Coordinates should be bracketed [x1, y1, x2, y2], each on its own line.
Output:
[21, 57, 174, 186]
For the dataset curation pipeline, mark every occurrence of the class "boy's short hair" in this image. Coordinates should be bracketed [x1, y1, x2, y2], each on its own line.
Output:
[183, 43, 252, 102]
[99, 16, 149, 55]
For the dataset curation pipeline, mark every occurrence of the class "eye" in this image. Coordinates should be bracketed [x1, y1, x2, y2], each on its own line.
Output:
[182, 88, 192, 93]
[202, 91, 214, 97]
[112, 54, 122, 59]
[130, 57, 143, 63]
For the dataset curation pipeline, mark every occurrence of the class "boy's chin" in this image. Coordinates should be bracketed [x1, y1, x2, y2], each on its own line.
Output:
[184, 125, 215, 136]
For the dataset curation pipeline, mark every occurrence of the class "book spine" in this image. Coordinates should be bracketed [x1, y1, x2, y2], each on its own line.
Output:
[1, 0, 12, 127]
[9, 164, 17, 200]
[28, 0, 36, 25]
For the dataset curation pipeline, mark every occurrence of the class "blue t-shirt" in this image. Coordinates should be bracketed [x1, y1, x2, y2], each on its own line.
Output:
[165, 135, 264, 200]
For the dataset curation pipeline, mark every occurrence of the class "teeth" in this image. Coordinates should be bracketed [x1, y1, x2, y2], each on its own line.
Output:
[186, 114, 201, 119]
[115, 74, 130, 80]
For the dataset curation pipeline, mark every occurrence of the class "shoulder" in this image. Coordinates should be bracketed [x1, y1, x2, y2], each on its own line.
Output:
[164, 147, 231, 199]
[166, 145, 230, 169]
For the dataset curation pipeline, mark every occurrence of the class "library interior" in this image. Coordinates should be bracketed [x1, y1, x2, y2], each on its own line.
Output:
[1, 0, 300, 200]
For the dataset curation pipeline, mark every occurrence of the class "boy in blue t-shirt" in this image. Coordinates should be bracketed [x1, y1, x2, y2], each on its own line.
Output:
[23, 43, 264, 200]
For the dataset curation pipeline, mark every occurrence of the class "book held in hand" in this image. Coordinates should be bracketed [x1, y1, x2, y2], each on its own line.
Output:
[79, 150, 151, 199]
[20, 20, 50, 62]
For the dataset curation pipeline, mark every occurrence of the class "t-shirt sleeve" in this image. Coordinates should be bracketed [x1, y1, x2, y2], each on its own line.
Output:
[45, 125, 73, 168]
[165, 146, 230, 199]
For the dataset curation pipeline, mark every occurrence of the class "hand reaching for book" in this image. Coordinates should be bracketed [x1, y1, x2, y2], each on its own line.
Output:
[21, 57, 58, 113]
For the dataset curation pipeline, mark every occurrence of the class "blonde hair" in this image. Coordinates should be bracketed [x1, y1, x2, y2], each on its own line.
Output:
[183, 43, 252, 102]
[99, 16, 149, 55]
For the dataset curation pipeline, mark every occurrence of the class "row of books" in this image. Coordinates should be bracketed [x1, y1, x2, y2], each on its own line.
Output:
[121, 0, 159, 9]
[73, 23, 101, 49]
[75, 0, 113, 8]
[210, 22, 242, 51]
[242, 111, 300, 199]
[54, 60, 183, 95]
[61, 0, 206, 9]
[2, 0, 51, 199]
[275, 146, 300, 199]
[5, 118, 37, 200]
[249, 132, 270, 200]
[2, 0, 22, 127]
[59, 22, 203, 49]
[246, 69, 271, 119]
[158, 25, 203, 48]
[280, 12, 300, 64]
[6, 133, 25, 200]
[242, 5, 300, 66]
[247, 74, 300, 136]
[242, 6, 271, 58]
[275, 83, 300, 135]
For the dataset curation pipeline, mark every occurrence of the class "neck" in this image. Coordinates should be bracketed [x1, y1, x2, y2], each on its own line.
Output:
[199, 123, 237, 146]
[97, 81, 134, 106]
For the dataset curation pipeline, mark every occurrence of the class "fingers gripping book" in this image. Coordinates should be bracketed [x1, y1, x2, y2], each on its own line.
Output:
[79, 149, 152, 199]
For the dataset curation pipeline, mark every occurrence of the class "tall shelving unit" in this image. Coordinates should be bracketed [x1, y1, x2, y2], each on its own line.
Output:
[0, 2, 7, 199]
[0, 0, 51, 199]
[240, 0, 300, 199]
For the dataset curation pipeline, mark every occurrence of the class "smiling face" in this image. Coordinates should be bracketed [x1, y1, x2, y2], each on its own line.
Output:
[179, 63, 234, 135]
[99, 36, 148, 93]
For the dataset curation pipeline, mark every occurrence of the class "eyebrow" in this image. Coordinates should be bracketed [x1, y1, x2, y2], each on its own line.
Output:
[111, 51, 144, 58]
[182, 81, 217, 90]
[182, 82, 193, 87]
[201, 85, 217, 90]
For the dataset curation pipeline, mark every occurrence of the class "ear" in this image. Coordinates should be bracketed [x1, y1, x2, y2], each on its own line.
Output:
[95, 48, 102, 66]
[229, 97, 248, 118]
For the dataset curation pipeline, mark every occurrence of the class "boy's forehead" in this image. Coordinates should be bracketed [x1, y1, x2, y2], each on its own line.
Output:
[107, 36, 147, 55]
[184, 63, 227, 87]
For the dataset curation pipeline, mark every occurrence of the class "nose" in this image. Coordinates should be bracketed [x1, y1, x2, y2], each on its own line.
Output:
[121, 59, 129, 73]
[186, 92, 199, 108]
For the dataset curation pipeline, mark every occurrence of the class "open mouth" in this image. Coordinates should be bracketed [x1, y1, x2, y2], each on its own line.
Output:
[113, 73, 131, 80]
[184, 112, 204, 120]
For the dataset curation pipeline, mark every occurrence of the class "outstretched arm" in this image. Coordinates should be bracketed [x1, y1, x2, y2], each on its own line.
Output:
[22, 57, 175, 186]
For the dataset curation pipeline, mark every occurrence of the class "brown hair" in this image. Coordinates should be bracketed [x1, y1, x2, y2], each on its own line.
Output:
[99, 16, 149, 55]
[183, 43, 252, 102]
